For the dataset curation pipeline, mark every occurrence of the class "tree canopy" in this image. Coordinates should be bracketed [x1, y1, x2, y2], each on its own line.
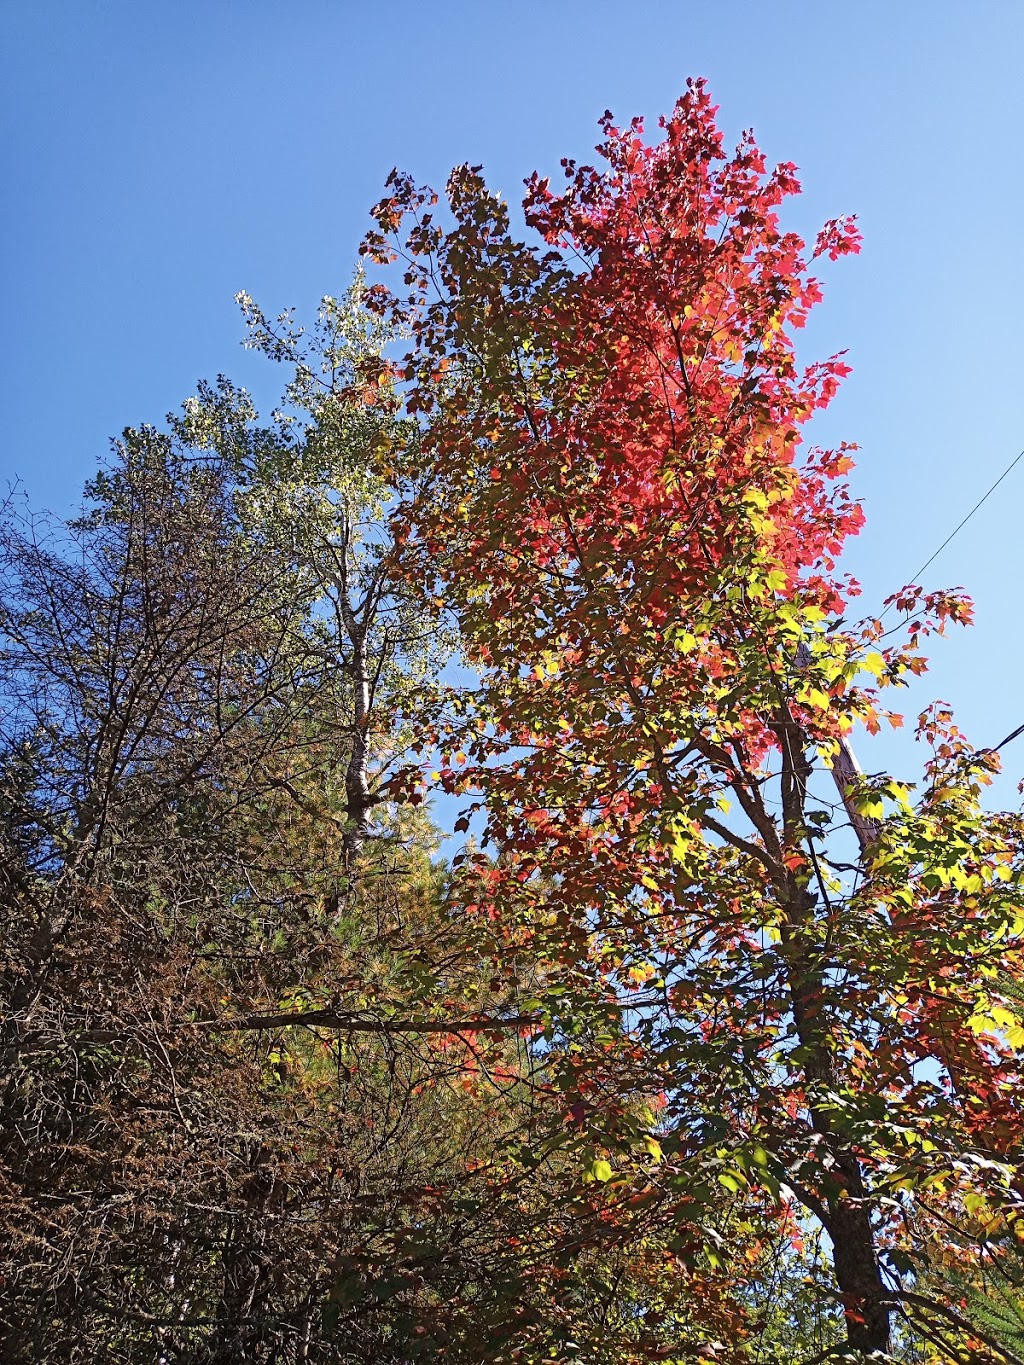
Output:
[2, 81, 1023, 1365]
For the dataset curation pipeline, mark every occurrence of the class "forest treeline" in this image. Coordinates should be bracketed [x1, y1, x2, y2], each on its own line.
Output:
[3, 83, 1024, 1364]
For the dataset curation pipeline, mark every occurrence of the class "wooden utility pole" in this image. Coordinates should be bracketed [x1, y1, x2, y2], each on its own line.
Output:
[796, 641, 880, 853]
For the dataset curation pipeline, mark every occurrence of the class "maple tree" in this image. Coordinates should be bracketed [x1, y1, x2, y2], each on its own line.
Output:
[363, 79, 1024, 1359]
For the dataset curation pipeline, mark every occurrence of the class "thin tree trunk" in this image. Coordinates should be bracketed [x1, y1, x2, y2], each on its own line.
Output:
[783, 903, 891, 1355]
[340, 593, 372, 865]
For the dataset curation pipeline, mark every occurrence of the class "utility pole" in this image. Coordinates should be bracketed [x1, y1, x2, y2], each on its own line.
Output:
[796, 641, 880, 853]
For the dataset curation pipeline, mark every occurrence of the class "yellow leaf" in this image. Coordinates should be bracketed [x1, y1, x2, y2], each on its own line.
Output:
[643, 1135, 663, 1163]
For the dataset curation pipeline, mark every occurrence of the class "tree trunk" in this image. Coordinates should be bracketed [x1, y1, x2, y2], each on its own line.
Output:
[782, 892, 891, 1356]
[341, 594, 372, 865]
[828, 1167, 891, 1354]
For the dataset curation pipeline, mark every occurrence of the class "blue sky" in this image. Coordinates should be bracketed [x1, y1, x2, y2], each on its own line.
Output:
[2, 0, 1022, 801]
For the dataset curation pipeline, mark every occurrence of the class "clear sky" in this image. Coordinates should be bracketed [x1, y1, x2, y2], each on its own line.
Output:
[2, 0, 1022, 800]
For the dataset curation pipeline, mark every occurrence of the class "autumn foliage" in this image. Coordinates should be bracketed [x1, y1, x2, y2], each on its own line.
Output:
[362, 80, 1024, 1359]
[2, 79, 1024, 1365]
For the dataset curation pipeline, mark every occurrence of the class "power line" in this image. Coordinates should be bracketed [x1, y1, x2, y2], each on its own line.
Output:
[876, 444, 1024, 625]
[988, 721, 1024, 756]
[903, 445, 1024, 588]
[875, 446, 1024, 762]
